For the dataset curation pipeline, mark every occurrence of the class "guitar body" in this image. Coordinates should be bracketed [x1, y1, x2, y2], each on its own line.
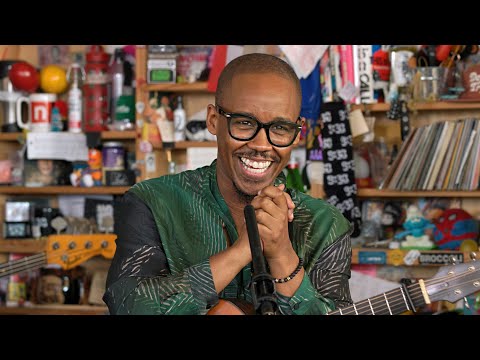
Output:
[207, 299, 255, 315]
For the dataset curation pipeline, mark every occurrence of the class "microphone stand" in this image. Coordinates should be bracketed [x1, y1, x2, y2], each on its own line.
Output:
[244, 204, 279, 315]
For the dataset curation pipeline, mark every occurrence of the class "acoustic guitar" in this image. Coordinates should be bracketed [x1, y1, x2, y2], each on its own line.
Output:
[208, 259, 480, 315]
[0, 233, 116, 279]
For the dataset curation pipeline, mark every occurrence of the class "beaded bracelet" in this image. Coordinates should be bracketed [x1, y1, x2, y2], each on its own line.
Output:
[273, 257, 304, 283]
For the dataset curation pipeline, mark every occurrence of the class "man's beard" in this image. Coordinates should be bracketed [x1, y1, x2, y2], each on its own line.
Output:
[233, 181, 255, 204]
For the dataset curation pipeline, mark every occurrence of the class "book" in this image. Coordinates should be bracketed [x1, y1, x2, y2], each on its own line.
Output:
[442, 119, 465, 190]
[426, 121, 453, 190]
[381, 128, 418, 190]
[435, 121, 460, 190]
[404, 123, 434, 190]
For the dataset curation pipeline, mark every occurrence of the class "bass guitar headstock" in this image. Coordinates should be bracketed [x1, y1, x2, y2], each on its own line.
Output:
[45, 234, 116, 270]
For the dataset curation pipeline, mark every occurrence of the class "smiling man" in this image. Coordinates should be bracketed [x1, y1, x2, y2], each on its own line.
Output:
[103, 53, 353, 315]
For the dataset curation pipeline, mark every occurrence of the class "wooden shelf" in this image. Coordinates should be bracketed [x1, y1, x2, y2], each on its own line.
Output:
[0, 131, 136, 141]
[142, 82, 210, 93]
[352, 248, 479, 266]
[0, 239, 47, 253]
[101, 130, 136, 140]
[351, 101, 480, 112]
[0, 304, 108, 315]
[0, 133, 25, 141]
[154, 141, 217, 149]
[357, 188, 480, 198]
[0, 186, 129, 195]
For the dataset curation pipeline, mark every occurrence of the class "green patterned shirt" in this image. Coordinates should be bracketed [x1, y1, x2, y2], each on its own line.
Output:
[103, 160, 353, 315]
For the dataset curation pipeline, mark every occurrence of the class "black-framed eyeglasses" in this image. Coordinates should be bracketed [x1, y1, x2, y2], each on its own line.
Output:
[216, 105, 302, 147]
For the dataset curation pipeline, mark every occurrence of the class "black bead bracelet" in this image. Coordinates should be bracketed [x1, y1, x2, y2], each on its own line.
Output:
[274, 257, 304, 283]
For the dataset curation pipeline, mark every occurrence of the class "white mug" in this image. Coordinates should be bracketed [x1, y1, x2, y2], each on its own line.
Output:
[16, 93, 57, 132]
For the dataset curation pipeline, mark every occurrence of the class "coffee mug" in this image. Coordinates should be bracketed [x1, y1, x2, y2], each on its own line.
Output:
[16, 93, 57, 132]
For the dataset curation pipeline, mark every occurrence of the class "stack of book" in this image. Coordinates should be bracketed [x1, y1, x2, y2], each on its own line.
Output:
[380, 118, 480, 191]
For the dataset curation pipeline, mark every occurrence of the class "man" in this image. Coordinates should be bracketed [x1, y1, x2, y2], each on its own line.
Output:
[103, 53, 353, 315]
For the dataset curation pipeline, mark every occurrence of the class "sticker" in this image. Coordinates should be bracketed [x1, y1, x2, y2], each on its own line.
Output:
[135, 101, 145, 115]
[145, 152, 156, 173]
[403, 250, 421, 266]
[418, 252, 464, 265]
[358, 251, 386, 265]
[139, 140, 153, 153]
[387, 249, 404, 266]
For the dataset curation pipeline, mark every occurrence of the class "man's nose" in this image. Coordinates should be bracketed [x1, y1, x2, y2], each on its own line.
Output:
[248, 128, 272, 150]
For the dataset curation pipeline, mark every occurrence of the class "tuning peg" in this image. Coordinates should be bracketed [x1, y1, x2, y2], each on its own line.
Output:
[470, 252, 477, 261]
[449, 255, 457, 265]
[464, 297, 470, 309]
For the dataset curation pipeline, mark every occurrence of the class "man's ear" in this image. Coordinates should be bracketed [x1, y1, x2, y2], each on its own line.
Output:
[206, 104, 218, 136]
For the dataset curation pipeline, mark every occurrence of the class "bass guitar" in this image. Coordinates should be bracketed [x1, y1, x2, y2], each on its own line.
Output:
[0, 234, 116, 279]
[208, 258, 480, 315]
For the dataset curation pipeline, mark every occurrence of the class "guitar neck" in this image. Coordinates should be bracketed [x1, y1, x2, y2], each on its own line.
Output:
[328, 282, 426, 315]
[0, 253, 47, 279]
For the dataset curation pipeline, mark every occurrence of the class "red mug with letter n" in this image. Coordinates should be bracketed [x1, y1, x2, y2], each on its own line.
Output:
[16, 93, 57, 132]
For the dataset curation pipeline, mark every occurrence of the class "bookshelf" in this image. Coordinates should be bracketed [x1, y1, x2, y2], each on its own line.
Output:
[351, 101, 480, 112]
[0, 304, 108, 315]
[134, 46, 216, 181]
[357, 189, 480, 198]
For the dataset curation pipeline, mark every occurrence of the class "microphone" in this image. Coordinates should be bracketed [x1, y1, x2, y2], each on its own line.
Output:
[244, 204, 278, 315]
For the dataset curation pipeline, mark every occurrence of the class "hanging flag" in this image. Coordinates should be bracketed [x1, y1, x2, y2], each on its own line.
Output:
[207, 45, 244, 92]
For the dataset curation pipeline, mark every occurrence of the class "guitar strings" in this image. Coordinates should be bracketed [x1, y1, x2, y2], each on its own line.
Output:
[333, 267, 479, 315]
[338, 279, 464, 315]
[0, 245, 101, 279]
[0, 253, 47, 279]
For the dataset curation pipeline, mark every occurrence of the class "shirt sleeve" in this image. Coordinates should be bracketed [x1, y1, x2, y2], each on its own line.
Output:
[275, 230, 353, 315]
[103, 191, 218, 315]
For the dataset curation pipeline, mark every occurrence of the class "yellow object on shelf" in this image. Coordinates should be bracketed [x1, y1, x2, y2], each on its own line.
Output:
[40, 64, 68, 94]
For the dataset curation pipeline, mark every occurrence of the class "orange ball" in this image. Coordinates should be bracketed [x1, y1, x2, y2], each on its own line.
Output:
[40, 65, 68, 94]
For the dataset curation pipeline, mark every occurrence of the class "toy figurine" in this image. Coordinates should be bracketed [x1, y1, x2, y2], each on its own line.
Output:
[394, 204, 436, 250]
[70, 149, 102, 187]
[433, 208, 479, 250]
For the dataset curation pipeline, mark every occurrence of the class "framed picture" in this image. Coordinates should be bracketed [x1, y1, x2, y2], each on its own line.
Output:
[23, 159, 72, 187]
[38, 45, 70, 66]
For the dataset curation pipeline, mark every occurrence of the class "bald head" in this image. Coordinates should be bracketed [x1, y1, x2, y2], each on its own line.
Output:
[215, 53, 302, 107]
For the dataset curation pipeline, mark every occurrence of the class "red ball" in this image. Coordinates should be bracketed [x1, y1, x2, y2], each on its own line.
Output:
[8, 61, 39, 93]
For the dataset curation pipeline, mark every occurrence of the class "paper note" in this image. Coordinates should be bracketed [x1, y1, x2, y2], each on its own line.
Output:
[27, 132, 89, 161]
[186, 147, 217, 170]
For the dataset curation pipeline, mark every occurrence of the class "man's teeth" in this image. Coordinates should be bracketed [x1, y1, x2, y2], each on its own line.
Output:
[240, 157, 271, 174]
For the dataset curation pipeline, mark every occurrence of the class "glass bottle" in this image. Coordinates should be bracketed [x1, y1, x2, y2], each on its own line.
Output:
[286, 156, 305, 192]
[66, 63, 85, 133]
[174, 96, 186, 142]
[108, 48, 125, 124]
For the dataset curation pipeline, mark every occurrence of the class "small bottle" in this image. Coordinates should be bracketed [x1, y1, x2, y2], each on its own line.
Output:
[66, 63, 85, 133]
[286, 157, 305, 192]
[50, 106, 63, 132]
[109, 48, 125, 124]
[173, 96, 186, 142]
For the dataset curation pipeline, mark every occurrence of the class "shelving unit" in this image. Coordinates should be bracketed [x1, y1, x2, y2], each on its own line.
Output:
[0, 130, 136, 142]
[351, 101, 480, 112]
[0, 239, 47, 253]
[141, 81, 209, 93]
[0, 46, 140, 314]
[352, 247, 479, 266]
[0, 304, 108, 315]
[357, 189, 480, 198]
[135, 46, 216, 181]
[0, 186, 129, 195]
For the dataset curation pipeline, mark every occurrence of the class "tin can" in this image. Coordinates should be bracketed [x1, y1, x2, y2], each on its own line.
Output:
[102, 142, 125, 183]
